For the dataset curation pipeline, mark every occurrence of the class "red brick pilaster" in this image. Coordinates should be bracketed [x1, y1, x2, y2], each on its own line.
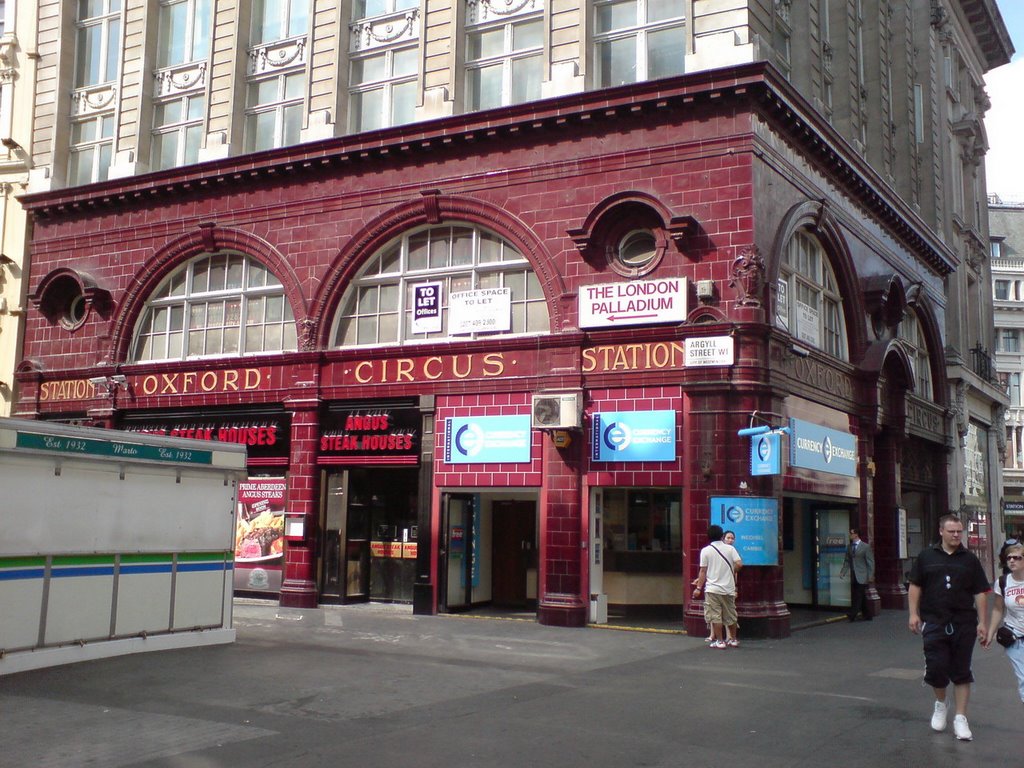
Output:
[537, 432, 586, 627]
[279, 396, 320, 608]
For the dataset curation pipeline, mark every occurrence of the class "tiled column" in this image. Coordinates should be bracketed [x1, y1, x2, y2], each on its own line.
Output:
[279, 397, 320, 609]
[537, 432, 586, 627]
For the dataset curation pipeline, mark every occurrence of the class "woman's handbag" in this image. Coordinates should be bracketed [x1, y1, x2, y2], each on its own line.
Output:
[996, 625, 1020, 648]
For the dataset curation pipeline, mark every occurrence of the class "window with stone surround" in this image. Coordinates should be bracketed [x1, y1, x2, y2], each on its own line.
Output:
[131, 252, 297, 362]
[152, 93, 206, 170]
[332, 225, 549, 347]
[157, 0, 211, 68]
[776, 231, 847, 360]
[592, 0, 685, 88]
[75, 0, 121, 88]
[245, 71, 305, 151]
[348, 1, 421, 133]
[152, 1, 210, 170]
[252, 0, 309, 45]
[68, 113, 115, 186]
[465, 0, 544, 111]
[898, 311, 934, 401]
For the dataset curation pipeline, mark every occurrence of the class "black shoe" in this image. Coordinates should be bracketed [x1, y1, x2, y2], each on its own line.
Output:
[848, 615, 857, 622]
[863, 616, 873, 621]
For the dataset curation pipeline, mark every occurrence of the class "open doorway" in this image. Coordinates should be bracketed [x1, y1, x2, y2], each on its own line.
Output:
[439, 491, 538, 616]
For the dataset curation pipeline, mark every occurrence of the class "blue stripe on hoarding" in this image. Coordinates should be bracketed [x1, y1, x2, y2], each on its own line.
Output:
[120, 563, 174, 575]
[177, 562, 229, 573]
[51, 566, 116, 578]
[0, 568, 45, 581]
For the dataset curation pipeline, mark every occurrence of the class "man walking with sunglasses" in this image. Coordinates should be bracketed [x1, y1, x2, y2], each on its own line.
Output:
[908, 514, 991, 741]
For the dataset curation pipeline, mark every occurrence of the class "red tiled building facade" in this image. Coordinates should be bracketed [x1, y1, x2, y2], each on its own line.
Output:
[16, 65, 957, 636]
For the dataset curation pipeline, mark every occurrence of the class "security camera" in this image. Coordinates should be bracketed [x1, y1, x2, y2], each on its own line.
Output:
[88, 376, 108, 387]
[110, 374, 128, 386]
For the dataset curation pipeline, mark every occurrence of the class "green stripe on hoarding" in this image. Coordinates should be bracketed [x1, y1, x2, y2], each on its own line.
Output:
[121, 553, 173, 564]
[16, 431, 214, 465]
[177, 551, 230, 563]
[0, 556, 46, 569]
[53, 554, 116, 567]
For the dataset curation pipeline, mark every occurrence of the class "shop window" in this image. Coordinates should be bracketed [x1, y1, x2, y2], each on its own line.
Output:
[465, 2, 544, 111]
[332, 224, 549, 346]
[897, 311, 934, 401]
[776, 231, 848, 361]
[602, 489, 680, 557]
[131, 252, 298, 361]
[593, 0, 685, 88]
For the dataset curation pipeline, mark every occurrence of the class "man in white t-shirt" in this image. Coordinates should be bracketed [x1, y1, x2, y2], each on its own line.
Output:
[692, 524, 742, 649]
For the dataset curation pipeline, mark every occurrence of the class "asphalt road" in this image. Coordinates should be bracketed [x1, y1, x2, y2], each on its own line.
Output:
[1, 603, 1021, 768]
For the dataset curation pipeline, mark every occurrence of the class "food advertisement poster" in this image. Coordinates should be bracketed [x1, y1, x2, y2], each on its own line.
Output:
[234, 478, 287, 593]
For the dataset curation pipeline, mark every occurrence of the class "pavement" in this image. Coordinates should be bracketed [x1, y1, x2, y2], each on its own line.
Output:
[1, 602, 1021, 768]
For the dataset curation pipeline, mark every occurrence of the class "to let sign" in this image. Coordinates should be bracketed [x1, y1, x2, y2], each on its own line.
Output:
[579, 278, 688, 329]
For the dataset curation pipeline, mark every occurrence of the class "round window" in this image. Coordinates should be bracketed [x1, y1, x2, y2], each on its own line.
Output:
[617, 230, 658, 270]
[61, 293, 87, 330]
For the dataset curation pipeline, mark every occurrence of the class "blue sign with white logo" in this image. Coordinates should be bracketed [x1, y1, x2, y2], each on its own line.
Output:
[710, 496, 779, 566]
[591, 410, 676, 462]
[789, 418, 857, 477]
[750, 432, 781, 476]
[444, 416, 531, 464]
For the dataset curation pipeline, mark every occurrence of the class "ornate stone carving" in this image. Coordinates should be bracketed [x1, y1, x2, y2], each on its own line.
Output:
[249, 38, 306, 75]
[351, 9, 420, 53]
[155, 63, 207, 98]
[299, 318, 317, 352]
[468, 0, 541, 25]
[72, 85, 117, 117]
[730, 246, 765, 307]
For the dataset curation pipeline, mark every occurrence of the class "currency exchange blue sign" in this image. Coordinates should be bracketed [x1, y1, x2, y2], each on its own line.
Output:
[788, 418, 857, 477]
[444, 416, 531, 464]
[709, 496, 779, 566]
[590, 410, 676, 462]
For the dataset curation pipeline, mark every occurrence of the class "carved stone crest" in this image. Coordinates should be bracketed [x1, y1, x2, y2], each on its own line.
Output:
[730, 246, 765, 307]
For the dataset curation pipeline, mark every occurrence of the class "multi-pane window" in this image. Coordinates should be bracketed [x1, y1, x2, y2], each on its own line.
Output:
[132, 253, 297, 362]
[776, 231, 847, 360]
[157, 0, 211, 67]
[991, 239, 1004, 260]
[593, 0, 685, 88]
[466, 12, 544, 110]
[995, 280, 1011, 301]
[898, 312, 934, 401]
[252, 0, 309, 44]
[354, 0, 419, 21]
[76, 0, 122, 88]
[152, 94, 205, 170]
[332, 225, 549, 347]
[69, 114, 115, 186]
[246, 72, 305, 151]
[999, 328, 1021, 354]
[772, 0, 792, 79]
[349, 46, 418, 133]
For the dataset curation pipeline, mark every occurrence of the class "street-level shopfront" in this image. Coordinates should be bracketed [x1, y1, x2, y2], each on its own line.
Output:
[16, 66, 963, 636]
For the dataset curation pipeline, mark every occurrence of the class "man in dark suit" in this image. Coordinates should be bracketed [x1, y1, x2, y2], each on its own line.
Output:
[841, 526, 875, 621]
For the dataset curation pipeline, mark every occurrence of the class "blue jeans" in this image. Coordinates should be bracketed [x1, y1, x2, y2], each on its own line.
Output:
[1005, 637, 1024, 703]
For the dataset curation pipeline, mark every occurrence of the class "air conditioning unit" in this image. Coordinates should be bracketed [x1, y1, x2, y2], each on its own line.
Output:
[531, 392, 582, 430]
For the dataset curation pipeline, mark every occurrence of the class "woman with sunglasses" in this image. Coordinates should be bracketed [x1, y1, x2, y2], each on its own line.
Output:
[986, 542, 1024, 708]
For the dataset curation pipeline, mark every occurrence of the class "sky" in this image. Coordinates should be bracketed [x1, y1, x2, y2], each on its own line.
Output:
[984, 0, 1024, 203]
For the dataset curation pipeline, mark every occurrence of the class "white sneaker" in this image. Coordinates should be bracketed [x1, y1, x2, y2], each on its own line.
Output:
[726, 638, 740, 648]
[953, 715, 972, 741]
[931, 700, 947, 732]
[709, 640, 727, 649]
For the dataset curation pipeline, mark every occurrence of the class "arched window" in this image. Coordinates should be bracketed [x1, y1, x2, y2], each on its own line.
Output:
[131, 252, 297, 361]
[898, 311, 934, 401]
[777, 231, 848, 360]
[332, 225, 549, 347]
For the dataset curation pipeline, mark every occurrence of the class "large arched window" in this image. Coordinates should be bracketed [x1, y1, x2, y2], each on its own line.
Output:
[332, 224, 549, 347]
[131, 252, 297, 361]
[898, 311, 934, 401]
[777, 231, 848, 360]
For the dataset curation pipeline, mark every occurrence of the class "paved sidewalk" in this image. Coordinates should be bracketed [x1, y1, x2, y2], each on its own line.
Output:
[1, 604, 1021, 767]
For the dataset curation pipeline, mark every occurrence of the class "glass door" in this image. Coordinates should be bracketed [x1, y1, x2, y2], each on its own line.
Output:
[814, 508, 851, 609]
[319, 471, 346, 599]
[442, 493, 475, 611]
